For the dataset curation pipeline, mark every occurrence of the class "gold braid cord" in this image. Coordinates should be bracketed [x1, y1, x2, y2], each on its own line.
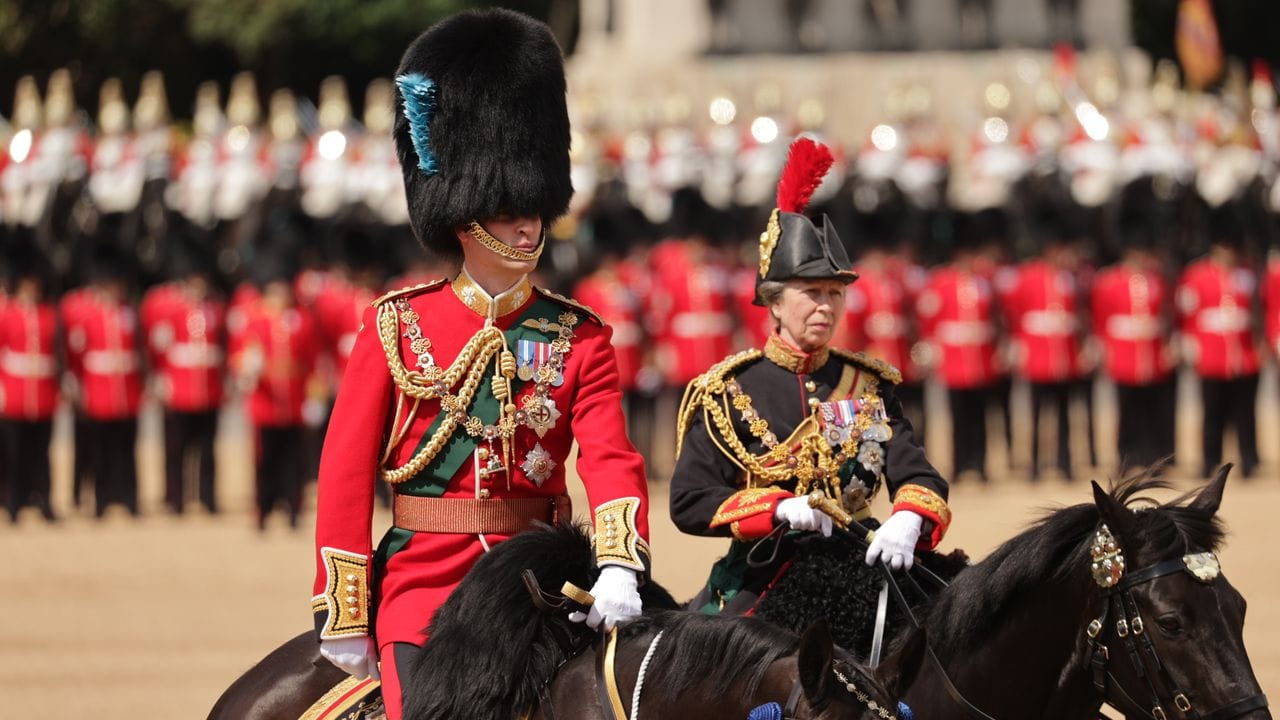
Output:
[675, 349, 762, 459]
[376, 300, 505, 484]
[832, 347, 903, 385]
[467, 221, 544, 262]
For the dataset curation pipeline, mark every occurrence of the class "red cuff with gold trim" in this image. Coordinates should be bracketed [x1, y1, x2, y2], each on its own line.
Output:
[709, 487, 794, 541]
[892, 484, 951, 550]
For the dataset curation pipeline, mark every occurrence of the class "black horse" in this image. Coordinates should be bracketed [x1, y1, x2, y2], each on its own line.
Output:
[893, 466, 1270, 719]
[211, 523, 917, 720]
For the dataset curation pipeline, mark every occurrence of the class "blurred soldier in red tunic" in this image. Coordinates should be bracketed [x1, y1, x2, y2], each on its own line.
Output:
[1177, 199, 1262, 478]
[1005, 201, 1091, 480]
[1093, 178, 1177, 469]
[310, 13, 650, 719]
[141, 237, 227, 514]
[229, 251, 323, 529]
[63, 249, 143, 517]
[0, 237, 59, 522]
[916, 210, 1004, 481]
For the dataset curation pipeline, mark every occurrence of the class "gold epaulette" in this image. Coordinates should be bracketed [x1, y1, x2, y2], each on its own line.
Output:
[535, 286, 604, 325]
[371, 278, 448, 308]
[675, 349, 763, 459]
[832, 348, 902, 385]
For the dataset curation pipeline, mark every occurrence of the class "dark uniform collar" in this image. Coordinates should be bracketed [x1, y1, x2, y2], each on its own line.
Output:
[763, 333, 829, 375]
[451, 267, 533, 320]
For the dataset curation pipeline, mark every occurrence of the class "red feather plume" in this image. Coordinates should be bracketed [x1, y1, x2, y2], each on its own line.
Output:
[776, 137, 834, 214]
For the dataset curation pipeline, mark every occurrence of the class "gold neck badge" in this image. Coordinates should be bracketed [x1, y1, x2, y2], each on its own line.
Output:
[467, 220, 545, 262]
[451, 269, 532, 319]
[764, 333, 830, 374]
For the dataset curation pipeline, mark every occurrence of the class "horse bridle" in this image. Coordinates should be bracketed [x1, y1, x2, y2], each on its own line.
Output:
[1084, 525, 1269, 720]
[764, 662, 904, 720]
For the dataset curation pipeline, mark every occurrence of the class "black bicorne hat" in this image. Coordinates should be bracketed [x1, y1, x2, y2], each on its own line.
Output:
[754, 138, 856, 305]
[393, 8, 572, 259]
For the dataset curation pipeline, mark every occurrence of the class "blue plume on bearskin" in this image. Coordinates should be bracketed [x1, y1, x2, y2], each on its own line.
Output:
[898, 701, 915, 720]
[395, 73, 439, 176]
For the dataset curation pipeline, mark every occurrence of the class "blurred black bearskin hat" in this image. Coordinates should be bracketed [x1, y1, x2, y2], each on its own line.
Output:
[1117, 176, 1171, 253]
[1205, 197, 1250, 250]
[2, 229, 53, 288]
[393, 9, 572, 259]
[666, 186, 717, 241]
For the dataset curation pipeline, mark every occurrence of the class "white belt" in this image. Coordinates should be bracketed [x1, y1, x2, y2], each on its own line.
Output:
[936, 320, 994, 346]
[83, 349, 139, 374]
[168, 342, 224, 369]
[1198, 306, 1250, 334]
[671, 312, 732, 338]
[1106, 314, 1162, 341]
[866, 311, 903, 339]
[1, 351, 55, 378]
[1021, 309, 1077, 337]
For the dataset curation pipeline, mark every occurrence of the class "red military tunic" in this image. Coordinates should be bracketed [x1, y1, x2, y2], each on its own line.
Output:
[1004, 260, 1086, 383]
[916, 266, 1001, 389]
[312, 273, 650, 649]
[142, 283, 227, 412]
[315, 278, 379, 384]
[1176, 257, 1261, 379]
[1092, 262, 1174, 385]
[733, 265, 774, 351]
[63, 291, 143, 420]
[836, 262, 921, 382]
[647, 240, 735, 386]
[573, 266, 644, 392]
[0, 297, 60, 420]
[229, 299, 322, 427]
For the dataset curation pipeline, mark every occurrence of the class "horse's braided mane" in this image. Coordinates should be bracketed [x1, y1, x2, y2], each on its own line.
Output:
[912, 467, 1224, 660]
[623, 611, 799, 699]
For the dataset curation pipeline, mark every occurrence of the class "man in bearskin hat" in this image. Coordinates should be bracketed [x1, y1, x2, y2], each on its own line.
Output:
[670, 138, 952, 654]
[1177, 198, 1262, 479]
[140, 231, 227, 515]
[1093, 177, 1177, 470]
[310, 11, 650, 718]
[0, 234, 60, 522]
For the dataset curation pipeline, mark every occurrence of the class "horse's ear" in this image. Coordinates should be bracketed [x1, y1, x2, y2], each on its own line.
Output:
[1189, 463, 1231, 516]
[1092, 480, 1133, 536]
[797, 621, 833, 706]
[876, 628, 927, 700]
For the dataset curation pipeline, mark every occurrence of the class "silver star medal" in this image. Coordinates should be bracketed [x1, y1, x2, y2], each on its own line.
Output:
[521, 443, 555, 486]
[522, 397, 561, 438]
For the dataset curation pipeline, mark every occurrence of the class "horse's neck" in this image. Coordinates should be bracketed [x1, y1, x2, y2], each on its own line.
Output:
[922, 575, 1104, 719]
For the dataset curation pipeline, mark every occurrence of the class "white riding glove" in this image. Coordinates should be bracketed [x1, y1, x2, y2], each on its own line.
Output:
[568, 566, 642, 631]
[319, 636, 381, 680]
[865, 510, 923, 571]
[774, 496, 833, 537]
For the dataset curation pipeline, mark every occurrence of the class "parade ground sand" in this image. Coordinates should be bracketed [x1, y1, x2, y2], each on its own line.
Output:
[5, 393, 1280, 719]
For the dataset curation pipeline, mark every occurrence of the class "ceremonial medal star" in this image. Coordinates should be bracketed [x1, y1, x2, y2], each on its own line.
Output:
[521, 396, 561, 438]
[521, 443, 555, 486]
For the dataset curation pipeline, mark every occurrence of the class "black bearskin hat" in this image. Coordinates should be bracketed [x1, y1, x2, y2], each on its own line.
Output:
[1117, 176, 1166, 252]
[393, 9, 572, 258]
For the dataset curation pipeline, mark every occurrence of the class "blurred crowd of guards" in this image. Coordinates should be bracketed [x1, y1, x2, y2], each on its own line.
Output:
[4, 50, 1280, 524]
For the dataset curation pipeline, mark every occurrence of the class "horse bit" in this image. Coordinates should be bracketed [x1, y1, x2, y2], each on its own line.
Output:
[1085, 524, 1269, 720]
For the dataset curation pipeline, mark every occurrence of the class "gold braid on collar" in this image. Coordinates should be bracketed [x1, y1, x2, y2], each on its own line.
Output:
[763, 334, 830, 374]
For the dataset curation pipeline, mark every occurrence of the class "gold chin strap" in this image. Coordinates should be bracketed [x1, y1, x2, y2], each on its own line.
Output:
[468, 220, 545, 262]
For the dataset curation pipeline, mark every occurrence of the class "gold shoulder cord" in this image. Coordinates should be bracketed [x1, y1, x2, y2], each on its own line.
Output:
[675, 350, 761, 459]
[832, 347, 903, 385]
[375, 300, 505, 484]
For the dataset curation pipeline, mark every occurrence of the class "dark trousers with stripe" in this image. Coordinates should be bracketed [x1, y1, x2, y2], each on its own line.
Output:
[85, 418, 139, 516]
[164, 409, 219, 513]
[947, 385, 991, 480]
[4, 419, 54, 521]
[1200, 374, 1259, 478]
[1115, 378, 1176, 470]
[256, 424, 305, 529]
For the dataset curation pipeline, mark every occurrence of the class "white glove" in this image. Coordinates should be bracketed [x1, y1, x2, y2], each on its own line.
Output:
[319, 636, 380, 680]
[865, 510, 923, 571]
[774, 496, 833, 537]
[568, 566, 642, 631]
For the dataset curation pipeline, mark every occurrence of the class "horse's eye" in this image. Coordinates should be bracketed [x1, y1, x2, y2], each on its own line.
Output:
[1156, 614, 1183, 636]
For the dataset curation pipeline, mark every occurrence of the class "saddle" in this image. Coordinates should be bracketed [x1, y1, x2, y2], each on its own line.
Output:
[297, 676, 385, 720]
